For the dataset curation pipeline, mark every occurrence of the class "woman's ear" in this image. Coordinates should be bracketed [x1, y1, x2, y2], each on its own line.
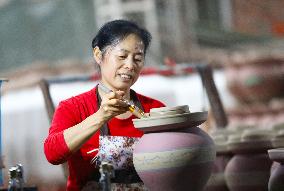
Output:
[93, 46, 103, 65]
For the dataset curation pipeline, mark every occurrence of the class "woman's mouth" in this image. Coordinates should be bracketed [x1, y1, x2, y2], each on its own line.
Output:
[118, 73, 133, 80]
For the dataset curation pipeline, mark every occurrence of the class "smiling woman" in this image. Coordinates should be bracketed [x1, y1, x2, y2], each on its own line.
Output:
[93, 34, 145, 94]
[92, 20, 150, 94]
[43, 19, 165, 191]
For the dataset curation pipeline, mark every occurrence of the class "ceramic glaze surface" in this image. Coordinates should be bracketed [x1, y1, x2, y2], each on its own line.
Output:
[225, 154, 272, 191]
[225, 130, 273, 191]
[132, 106, 215, 191]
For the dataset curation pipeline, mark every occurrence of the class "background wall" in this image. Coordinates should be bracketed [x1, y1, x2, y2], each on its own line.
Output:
[0, 0, 95, 72]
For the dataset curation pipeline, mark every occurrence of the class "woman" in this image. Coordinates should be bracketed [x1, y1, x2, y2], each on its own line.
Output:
[44, 19, 165, 191]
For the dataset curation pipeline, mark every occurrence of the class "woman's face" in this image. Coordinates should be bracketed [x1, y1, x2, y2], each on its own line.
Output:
[98, 34, 145, 92]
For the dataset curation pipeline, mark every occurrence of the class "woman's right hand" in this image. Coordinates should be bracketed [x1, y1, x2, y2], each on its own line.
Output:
[97, 91, 129, 122]
[61, 90, 129, 153]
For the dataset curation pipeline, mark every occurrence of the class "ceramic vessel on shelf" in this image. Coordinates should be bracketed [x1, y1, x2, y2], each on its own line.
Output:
[268, 148, 284, 191]
[225, 57, 284, 103]
[224, 129, 273, 191]
[132, 105, 216, 191]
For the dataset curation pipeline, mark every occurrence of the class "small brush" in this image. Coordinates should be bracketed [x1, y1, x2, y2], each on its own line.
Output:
[98, 83, 147, 119]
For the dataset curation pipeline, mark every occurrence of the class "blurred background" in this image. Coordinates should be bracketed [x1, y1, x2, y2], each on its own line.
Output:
[1, 0, 284, 190]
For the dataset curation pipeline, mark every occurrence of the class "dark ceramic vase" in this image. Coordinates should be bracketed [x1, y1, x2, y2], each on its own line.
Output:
[268, 148, 284, 191]
[224, 129, 273, 191]
[132, 106, 216, 191]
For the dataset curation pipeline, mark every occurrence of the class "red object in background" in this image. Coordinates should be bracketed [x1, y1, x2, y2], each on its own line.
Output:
[272, 21, 284, 36]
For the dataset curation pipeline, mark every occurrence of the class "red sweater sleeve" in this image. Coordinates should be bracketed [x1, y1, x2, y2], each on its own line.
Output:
[44, 100, 77, 165]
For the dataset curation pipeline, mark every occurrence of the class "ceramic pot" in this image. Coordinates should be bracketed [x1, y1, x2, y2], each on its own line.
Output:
[224, 129, 273, 191]
[132, 106, 216, 191]
[268, 148, 284, 191]
[225, 58, 284, 103]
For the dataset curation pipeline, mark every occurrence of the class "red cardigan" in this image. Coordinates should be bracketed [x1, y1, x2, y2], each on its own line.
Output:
[44, 86, 165, 191]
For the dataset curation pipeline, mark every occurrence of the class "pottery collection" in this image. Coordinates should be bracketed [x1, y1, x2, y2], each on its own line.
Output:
[132, 105, 216, 191]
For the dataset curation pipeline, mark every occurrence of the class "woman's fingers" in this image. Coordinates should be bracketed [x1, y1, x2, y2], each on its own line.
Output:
[107, 99, 128, 107]
[105, 91, 125, 100]
[99, 90, 129, 120]
[102, 105, 128, 113]
[99, 104, 128, 120]
[102, 91, 127, 107]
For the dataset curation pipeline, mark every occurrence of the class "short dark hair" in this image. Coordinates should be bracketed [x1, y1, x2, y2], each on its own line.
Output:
[92, 19, 152, 54]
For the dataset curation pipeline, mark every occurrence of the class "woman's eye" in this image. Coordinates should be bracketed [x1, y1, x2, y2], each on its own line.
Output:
[118, 55, 127, 59]
[134, 57, 143, 63]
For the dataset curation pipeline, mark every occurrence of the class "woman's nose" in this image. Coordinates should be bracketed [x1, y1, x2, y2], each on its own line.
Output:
[123, 58, 135, 70]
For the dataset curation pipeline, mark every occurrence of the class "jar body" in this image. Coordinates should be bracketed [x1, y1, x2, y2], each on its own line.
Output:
[225, 59, 284, 103]
[225, 153, 272, 191]
[133, 127, 215, 191]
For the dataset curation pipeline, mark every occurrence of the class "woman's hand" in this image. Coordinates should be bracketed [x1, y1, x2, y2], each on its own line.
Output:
[98, 91, 129, 122]
[61, 90, 129, 153]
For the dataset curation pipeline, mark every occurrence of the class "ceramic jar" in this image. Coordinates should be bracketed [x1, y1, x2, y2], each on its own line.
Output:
[132, 105, 216, 191]
[224, 129, 273, 191]
[268, 148, 284, 191]
[225, 57, 284, 103]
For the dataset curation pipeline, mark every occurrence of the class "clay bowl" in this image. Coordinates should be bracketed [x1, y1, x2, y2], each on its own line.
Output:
[133, 105, 208, 133]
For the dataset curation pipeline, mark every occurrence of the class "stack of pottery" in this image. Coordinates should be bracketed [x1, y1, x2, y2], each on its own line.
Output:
[224, 129, 273, 191]
[132, 105, 216, 191]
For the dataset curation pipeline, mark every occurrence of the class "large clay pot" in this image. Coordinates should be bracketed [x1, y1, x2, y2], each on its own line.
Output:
[224, 129, 273, 191]
[132, 105, 216, 191]
[225, 57, 284, 103]
[268, 148, 284, 191]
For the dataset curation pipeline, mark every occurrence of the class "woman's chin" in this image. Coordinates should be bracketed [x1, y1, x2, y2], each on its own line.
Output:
[118, 79, 134, 86]
[113, 83, 132, 91]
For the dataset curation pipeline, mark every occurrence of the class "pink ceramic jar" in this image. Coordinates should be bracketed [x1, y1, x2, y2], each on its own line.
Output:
[225, 129, 273, 191]
[132, 106, 216, 191]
